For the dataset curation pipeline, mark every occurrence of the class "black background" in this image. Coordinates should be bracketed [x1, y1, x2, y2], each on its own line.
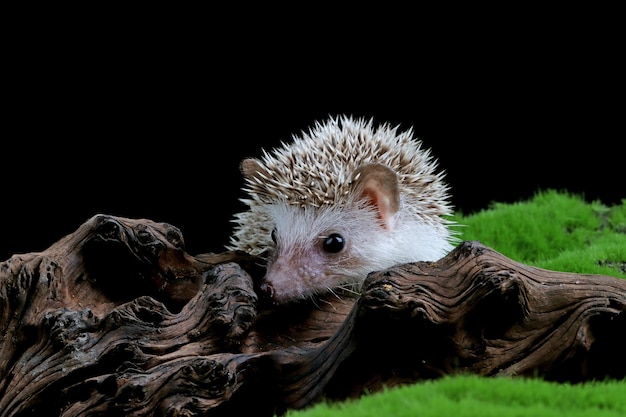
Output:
[2, 12, 623, 260]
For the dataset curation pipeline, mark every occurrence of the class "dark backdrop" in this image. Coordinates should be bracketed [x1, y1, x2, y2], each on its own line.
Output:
[3, 20, 622, 261]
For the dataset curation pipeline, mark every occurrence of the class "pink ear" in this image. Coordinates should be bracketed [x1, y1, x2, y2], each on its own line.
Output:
[352, 164, 400, 229]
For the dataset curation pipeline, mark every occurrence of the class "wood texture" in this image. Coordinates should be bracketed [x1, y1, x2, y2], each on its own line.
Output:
[1, 214, 624, 416]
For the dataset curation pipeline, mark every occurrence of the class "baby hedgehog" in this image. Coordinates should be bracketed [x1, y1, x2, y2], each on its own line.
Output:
[228, 115, 458, 304]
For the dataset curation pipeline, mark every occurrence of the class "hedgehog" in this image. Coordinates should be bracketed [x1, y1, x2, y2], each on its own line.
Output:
[228, 115, 458, 304]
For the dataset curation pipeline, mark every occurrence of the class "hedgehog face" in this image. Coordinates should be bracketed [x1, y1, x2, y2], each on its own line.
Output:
[259, 202, 385, 303]
[256, 199, 454, 304]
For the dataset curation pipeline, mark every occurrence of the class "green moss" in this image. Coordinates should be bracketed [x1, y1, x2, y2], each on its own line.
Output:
[453, 189, 626, 278]
[286, 375, 626, 417]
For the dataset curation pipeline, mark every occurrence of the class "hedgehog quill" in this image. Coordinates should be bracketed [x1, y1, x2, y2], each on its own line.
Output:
[228, 115, 459, 304]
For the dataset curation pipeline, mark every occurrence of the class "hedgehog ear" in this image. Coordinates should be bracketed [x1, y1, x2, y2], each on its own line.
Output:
[240, 158, 266, 182]
[351, 163, 400, 229]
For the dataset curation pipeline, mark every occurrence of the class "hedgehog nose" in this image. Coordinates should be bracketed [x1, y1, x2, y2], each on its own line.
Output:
[258, 281, 275, 301]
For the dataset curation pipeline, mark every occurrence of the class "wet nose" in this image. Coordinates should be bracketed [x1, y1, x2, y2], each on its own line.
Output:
[258, 281, 275, 301]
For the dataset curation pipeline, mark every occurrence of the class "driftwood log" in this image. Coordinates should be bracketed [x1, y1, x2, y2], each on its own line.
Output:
[1, 214, 625, 416]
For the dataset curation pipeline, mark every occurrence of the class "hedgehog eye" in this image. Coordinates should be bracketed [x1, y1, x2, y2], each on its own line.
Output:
[321, 233, 345, 254]
[271, 228, 278, 244]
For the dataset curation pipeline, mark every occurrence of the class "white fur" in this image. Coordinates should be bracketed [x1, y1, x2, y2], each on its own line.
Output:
[259, 200, 454, 303]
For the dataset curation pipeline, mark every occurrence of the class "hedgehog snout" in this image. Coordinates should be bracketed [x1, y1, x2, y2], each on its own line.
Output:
[258, 280, 275, 301]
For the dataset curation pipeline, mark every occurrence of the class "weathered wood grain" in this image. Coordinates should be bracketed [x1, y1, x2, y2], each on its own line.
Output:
[1, 215, 624, 416]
